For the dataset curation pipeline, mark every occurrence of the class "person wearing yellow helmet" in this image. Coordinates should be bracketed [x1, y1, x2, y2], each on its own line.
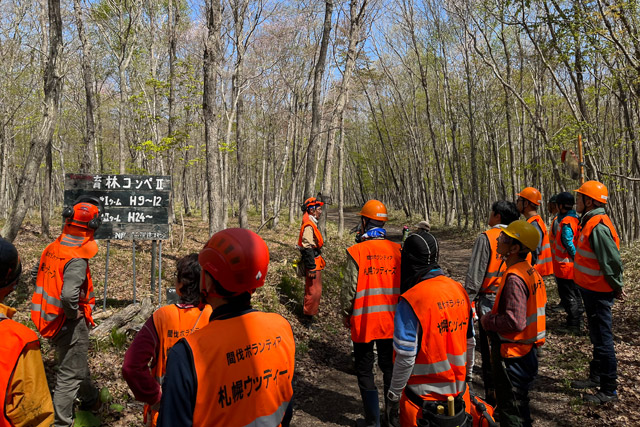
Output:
[464, 200, 519, 406]
[570, 181, 624, 405]
[480, 220, 546, 427]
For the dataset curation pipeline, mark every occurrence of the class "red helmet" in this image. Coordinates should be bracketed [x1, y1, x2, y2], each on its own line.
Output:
[301, 197, 324, 213]
[199, 228, 269, 296]
[64, 202, 102, 230]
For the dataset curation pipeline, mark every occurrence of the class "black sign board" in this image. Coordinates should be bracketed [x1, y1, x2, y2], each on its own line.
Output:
[64, 174, 172, 240]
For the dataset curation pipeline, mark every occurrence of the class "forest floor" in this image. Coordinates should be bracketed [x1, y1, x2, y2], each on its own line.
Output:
[5, 207, 640, 426]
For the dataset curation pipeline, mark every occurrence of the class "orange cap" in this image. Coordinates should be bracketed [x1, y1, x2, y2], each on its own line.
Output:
[360, 200, 388, 221]
[517, 187, 542, 206]
[576, 180, 608, 204]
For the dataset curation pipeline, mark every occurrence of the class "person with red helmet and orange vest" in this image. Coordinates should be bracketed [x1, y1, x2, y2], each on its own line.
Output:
[386, 229, 473, 427]
[551, 192, 584, 335]
[0, 238, 54, 426]
[569, 181, 624, 405]
[516, 187, 553, 277]
[298, 197, 325, 325]
[122, 254, 212, 426]
[31, 197, 102, 427]
[464, 200, 519, 406]
[481, 220, 546, 427]
[341, 200, 401, 427]
[158, 229, 295, 426]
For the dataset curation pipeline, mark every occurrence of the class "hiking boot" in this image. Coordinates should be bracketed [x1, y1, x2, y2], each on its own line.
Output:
[583, 390, 618, 404]
[571, 376, 600, 389]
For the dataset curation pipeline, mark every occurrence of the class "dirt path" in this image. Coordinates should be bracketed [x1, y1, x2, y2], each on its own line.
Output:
[290, 215, 476, 426]
[288, 210, 640, 426]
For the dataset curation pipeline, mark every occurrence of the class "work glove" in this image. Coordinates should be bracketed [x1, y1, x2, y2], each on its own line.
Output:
[385, 393, 400, 427]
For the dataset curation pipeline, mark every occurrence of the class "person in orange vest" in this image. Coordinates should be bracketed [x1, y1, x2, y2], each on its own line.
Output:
[122, 253, 212, 426]
[0, 238, 55, 426]
[516, 187, 553, 277]
[569, 181, 624, 404]
[551, 192, 584, 334]
[341, 200, 401, 427]
[386, 229, 472, 427]
[158, 228, 295, 426]
[481, 220, 546, 427]
[31, 197, 102, 427]
[298, 197, 325, 325]
[464, 200, 519, 405]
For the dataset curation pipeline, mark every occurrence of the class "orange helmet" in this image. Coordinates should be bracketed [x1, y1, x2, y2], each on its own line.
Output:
[360, 200, 388, 221]
[301, 197, 324, 213]
[199, 228, 269, 296]
[517, 187, 542, 206]
[63, 201, 102, 230]
[576, 180, 608, 204]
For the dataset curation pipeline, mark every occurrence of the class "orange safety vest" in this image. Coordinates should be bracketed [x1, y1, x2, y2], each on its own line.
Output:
[552, 215, 579, 280]
[186, 311, 295, 426]
[347, 239, 401, 343]
[527, 215, 553, 276]
[574, 214, 620, 293]
[297, 213, 325, 271]
[0, 318, 40, 427]
[492, 261, 546, 358]
[402, 275, 470, 400]
[480, 228, 506, 294]
[31, 236, 96, 338]
[143, 304, 212, 427]
[549, 215, 557, 270]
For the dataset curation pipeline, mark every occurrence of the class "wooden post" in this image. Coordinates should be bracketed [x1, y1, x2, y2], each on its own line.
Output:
[157, 240, 163, 306]
[578, 134, 585, 185]
[132, 240, 136, 304]
[103, 240, 111, 310]
[150, 240, 157, 296]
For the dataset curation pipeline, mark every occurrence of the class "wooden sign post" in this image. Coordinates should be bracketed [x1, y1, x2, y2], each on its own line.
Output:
[64, 174, 172, 308]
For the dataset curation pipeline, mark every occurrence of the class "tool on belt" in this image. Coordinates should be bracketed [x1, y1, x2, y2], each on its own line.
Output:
[404, 385, 472, 427]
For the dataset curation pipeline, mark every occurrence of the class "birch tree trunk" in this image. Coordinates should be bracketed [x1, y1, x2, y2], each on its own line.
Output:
[303, 0, 333, 198]
[2, 0, 63, 241]
[203, 0, 223, 234]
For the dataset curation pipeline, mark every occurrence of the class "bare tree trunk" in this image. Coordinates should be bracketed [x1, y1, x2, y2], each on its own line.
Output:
[2, 0, 63, 241]
[203, 0, 223, 235]
[73, 0, 96, 173]
[319, 0, 367, 235]
[337, 107, 345, 237]
[40, 141, 52, 237]
[303, 0, 333, 198]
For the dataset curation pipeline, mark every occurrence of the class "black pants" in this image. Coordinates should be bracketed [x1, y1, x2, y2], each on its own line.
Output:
[491, 340, 538, 427]
[556, 277, 584, 326]
[353, 339, 394, 394]
[477, 322, 495, 404]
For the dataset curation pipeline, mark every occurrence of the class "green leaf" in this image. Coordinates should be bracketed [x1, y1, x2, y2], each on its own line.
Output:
[74, 410, 101, 427]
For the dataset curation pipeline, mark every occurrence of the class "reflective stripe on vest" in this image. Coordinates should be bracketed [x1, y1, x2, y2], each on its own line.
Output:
[527, 216, 553, 276]
[402, 275, 470, 401]
[144, 304, 212, 426]
[574, 214, 620, 293]
[0, 318, 40, 426]
[552, 216, 579, 280]
[31, 238, 96, 338]
[493, 262, 547, 358]
[347, 239, 402, 343]
[187, 311, 295, 426]
[297, 213, 325, 271]
[480, 228, 506, 294]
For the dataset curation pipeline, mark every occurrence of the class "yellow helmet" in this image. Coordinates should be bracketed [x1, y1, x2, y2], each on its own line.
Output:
[502, 220, 540, 252]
